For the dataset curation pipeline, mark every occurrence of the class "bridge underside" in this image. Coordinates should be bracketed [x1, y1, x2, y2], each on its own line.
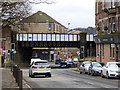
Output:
[18, 41, 80, 48]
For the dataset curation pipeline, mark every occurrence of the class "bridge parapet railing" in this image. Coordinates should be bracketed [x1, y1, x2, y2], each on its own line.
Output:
[16, 33, 80, 42]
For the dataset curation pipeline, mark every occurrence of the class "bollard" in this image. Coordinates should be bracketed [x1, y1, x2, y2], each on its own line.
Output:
[12, 65, 23, 89]
[19, 70, 23, 90]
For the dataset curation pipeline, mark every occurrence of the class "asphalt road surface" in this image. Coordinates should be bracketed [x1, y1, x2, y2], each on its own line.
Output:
[22, 68, 120, 89]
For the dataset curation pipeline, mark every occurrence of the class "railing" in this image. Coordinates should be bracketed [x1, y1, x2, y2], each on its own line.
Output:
[12, 65, 23, 90]
[16, 33, 95, 42]
[16, 33, 80, 42]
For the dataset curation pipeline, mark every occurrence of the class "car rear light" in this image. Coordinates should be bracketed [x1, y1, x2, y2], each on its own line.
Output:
[46, 66, 51, 68]
[32, 66, 37, 69]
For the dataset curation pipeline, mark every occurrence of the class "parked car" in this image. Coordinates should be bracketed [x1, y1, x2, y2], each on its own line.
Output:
[65, 58, 73, 67]
[101, 62, 120, 78]
[60, 61, 67, 68]
[80, 61, 91, 74]
[29, 60, 51, 78]
[88, 62, 102, 76]
[55, 58, 62, 64]
[73, 58, 79, 65]
[98, 62, 105, 67]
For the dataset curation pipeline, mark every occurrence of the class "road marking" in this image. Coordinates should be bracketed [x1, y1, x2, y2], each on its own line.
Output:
[23, 79, 32, 90]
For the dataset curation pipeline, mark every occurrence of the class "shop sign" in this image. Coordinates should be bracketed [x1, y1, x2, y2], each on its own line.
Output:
[111, 44, 115, 48]
[50, 51, 54, 54]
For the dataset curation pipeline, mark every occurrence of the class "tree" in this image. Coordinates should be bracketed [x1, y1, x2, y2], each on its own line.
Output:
[1, 1, 31, 28]
[1, 0, 54, 28]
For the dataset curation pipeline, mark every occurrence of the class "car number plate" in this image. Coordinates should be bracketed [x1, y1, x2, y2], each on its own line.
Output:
[39, 67, 45, 69]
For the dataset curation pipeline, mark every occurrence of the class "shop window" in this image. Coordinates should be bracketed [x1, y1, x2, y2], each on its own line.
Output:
[110, 44, 112, 57]
[110, 44, 115, 58]
[97, 44, 99, 56]
[112, 17, 115, 32]
[113, 48, 115, 57]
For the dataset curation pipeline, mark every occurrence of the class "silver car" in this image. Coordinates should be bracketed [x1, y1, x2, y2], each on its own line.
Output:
[80, 61, 91, 74]
[29, 60, 51, 78]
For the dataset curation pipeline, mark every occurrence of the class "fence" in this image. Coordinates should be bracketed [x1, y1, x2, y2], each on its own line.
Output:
[12, 65, 23, 90]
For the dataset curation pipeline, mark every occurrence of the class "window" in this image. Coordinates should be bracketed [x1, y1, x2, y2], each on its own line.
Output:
[110, 44, 112, 57]
[102, 0, 105, 9]
[112, 0, 116, 8]
[21, 24, 24, 30]
[118, 17, 120, 32]
[112, 17, 115, 32]
[119, 0, 120, 6]
[102, 21, 104, 31]
[96, 2, 98, 13]
[48, 24, 51, 31]
[113, 48, 115, 57]
[109, 18, 111, 33]
[110, 44, 115, 58]
[108, 0, 112, 8]
[102, 44, 104, 57]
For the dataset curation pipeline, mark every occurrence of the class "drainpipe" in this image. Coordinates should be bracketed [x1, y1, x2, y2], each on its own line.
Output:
[100, 43, 102, 62]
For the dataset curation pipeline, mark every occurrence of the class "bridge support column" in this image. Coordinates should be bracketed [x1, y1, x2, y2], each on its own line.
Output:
[79, 32, 87, 60]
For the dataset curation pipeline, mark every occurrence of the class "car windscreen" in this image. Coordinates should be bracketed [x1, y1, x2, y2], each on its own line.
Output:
[109, 63, 120, 68]
[34, 62, 48, 65]
[93, 62, 102, 67]
[84, 63, 90, 66]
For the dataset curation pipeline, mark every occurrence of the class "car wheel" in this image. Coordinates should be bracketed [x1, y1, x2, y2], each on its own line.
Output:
[101, 71, 104, 78]
[106, 72, 110, 79]
[31, 74, 34, 78]
[48, 73, 51, 77]
[83, 69, 86, 74]
[91, 70, 95, 76]
[88, 71, 90, 75]
[29, 73, 31, 77]
[45, 73, 51, 77]
[80, 70, 82, 74]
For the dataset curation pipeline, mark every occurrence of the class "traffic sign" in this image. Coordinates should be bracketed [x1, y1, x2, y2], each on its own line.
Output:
[13, 50, 16, 54]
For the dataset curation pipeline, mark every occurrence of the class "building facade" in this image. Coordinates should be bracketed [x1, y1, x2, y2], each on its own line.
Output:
[15, 11, 68, 63]
[95, 0, 120, 63]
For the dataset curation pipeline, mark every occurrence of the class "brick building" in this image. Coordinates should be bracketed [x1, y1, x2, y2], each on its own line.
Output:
[95, 0, 120, 63]
[15, 11, 68, 64]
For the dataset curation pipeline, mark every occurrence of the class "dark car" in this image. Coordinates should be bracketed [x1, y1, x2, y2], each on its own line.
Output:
[55, 58, 62, 64]
[65, 58, 73, 67]
[88, 62, 102, 76]
[60, 58, 73, 68]
[60, 61, 67, 68]
[79, 61, 91, 74]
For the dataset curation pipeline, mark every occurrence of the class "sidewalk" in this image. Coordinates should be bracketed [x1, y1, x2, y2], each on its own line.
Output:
[2, 68, 30, 89]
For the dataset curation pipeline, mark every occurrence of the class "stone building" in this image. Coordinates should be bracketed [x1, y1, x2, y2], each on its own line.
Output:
[14, 11, 68, 64]
[95, 0, 120, 63]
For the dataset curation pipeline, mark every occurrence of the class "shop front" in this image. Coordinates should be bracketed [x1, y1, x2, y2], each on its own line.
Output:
[94, 34, 120, 63]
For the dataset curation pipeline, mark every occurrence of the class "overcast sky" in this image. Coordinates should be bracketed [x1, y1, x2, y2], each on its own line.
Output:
[31, 0, 95, 29]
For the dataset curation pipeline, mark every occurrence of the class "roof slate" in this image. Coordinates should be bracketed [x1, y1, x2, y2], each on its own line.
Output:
[20, 11, 58, 23]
